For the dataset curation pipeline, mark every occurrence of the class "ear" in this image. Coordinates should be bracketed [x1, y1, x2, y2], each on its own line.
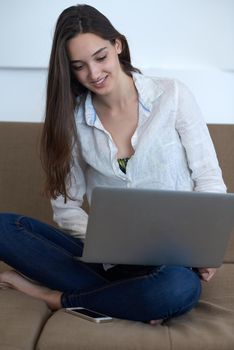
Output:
[114, 39, 122, 54]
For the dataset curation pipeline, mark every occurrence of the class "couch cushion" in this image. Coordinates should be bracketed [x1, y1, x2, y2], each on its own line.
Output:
[0, 122, 54, 225]
[201, 263, 234, 309]
[166, 263, 234, 349]
[0, 290, 51, 350]
[208, 125, 234, 264]
[36, 310, 171, 350]
[224, 229, 234, 263]
[208, 124, 234, 194]
[167, 301, 234, 350]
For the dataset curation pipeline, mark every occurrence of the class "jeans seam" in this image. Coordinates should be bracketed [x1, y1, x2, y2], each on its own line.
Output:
[77, 272, 152, 298]
[78, 265, 170, 298]
[15, 217, 76, 258]
[16, 215, 84, 250]
[170, 295, 200, 319]
[15, 216, 109, 283]
[165, 279, 201, 319]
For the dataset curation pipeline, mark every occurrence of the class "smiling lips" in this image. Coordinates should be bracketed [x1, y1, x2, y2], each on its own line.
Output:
[91, 75, 108, 88]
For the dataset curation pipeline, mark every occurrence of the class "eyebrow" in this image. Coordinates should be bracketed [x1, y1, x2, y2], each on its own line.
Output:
[70, 47, 108, 64]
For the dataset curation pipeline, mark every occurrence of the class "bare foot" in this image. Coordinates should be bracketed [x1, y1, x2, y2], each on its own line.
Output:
[149, 319, 163, 326]
[0, 270, 62, 310]
[0, 281, 12, 289]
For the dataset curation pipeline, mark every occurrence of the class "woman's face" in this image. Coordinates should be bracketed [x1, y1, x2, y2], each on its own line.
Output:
[67, 33, 123, 95]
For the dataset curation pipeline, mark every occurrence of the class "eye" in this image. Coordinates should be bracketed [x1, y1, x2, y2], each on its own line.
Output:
[96, 55, 107, 62]
[72, 65, 84, 71]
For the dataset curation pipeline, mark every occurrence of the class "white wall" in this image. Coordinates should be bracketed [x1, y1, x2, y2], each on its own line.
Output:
[0, 0, 234, 123]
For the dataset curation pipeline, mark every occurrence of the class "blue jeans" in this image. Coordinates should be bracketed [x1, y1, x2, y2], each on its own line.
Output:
[0, 213, 201, 322]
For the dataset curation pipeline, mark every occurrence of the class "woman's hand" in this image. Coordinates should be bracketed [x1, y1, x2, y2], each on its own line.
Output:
[198, 267, 217, 282]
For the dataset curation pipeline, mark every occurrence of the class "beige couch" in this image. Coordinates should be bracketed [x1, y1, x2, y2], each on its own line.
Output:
[0, 122, 234, 350]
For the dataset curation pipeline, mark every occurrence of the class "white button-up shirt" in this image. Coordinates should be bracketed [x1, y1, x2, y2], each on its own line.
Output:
[51, 73, 226, 240]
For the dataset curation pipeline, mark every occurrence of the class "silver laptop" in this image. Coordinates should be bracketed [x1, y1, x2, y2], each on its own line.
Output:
[78, 187, 234, 267]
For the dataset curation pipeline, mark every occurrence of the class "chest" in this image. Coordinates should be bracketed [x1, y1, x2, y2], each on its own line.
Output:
[97, 103, 138, 159]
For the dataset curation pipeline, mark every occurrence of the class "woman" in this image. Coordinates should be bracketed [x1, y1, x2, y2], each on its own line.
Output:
[0, 4, 226, 324]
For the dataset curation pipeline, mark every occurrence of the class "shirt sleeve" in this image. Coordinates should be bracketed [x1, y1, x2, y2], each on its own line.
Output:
[175, 80, 227, 193]
[50, 142, 88, 240]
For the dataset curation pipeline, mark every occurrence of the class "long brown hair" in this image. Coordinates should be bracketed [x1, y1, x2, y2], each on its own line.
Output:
[41, 4, 140, 202]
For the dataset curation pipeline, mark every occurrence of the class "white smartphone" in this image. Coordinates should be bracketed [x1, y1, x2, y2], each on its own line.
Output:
[65, 307, 113, 323]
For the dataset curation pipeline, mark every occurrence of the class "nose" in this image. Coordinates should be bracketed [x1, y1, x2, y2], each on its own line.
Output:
[88, 63, 100, 81]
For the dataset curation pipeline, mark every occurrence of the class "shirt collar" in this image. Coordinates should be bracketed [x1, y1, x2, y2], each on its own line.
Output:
[83, 92, 96, 126]
[132, 72, 164, 112]
[83, 72, 164, 126]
